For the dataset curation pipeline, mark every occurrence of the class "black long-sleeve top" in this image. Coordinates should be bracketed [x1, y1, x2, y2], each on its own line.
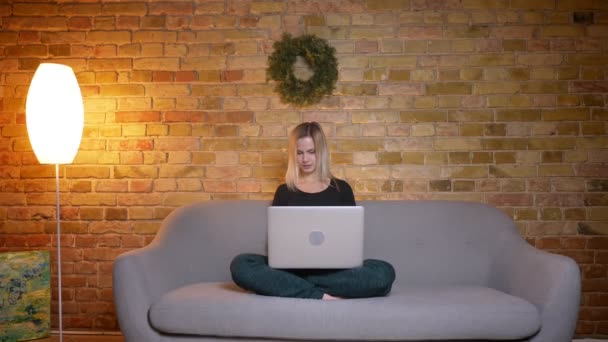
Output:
[272, 178, 356, 206]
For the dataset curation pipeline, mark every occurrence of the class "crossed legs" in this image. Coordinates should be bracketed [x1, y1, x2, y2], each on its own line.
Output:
[230, 253, 395, 300]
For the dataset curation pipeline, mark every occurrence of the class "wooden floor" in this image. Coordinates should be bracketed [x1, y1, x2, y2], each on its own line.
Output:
[34, 334, 607, 341]
[38, 334, 124, 342]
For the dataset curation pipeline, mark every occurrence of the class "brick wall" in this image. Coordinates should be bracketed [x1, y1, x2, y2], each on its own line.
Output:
[0, 0, 607, 337]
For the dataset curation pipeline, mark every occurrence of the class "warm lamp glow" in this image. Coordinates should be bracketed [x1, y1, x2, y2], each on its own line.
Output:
[25, 63, 84, 342]
[26, 63, 84, 164]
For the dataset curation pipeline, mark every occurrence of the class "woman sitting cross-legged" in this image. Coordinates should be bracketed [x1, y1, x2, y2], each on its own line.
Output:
[230, 122, 395, 300]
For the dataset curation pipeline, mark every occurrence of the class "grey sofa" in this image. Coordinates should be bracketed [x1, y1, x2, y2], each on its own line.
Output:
[113, 200, 581, 342]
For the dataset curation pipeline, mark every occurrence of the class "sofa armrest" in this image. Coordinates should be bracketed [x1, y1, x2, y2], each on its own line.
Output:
[113, 242, 202, 342]
[113, 245, 160, 342]
[113, 201, 269, 342]
[489, 240, 581, 342]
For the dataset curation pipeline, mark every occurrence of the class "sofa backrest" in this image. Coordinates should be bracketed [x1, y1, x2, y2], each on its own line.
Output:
[152, 200, 524, 287]
[359, 200, 522, 286]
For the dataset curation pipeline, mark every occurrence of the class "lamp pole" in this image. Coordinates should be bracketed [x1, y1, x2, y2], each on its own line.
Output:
[55, 163, 62, 342]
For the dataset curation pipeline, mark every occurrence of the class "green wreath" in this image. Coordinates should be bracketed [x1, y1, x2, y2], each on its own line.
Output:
[267, 33, 338, 106]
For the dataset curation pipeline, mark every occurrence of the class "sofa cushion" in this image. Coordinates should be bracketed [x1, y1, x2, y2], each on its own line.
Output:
[149, 282, 541, 341]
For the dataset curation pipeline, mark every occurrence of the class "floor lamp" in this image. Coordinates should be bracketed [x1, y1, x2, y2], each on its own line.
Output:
[25, 63, 84, 342]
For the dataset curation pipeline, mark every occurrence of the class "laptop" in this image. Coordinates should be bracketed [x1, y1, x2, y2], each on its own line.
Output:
[267, 206, 364, 269]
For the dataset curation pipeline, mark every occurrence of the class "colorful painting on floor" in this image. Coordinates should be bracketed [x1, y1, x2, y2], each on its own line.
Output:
[0, 250, 51, 341]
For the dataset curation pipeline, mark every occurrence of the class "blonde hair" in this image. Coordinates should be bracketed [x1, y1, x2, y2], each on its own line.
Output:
[285, 122, 333, 191]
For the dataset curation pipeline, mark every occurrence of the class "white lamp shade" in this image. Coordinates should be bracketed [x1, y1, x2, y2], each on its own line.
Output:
[26, 63, 84, 165]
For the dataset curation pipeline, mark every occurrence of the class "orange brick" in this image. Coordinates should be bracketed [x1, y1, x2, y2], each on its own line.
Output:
[426, 82, 472, 95]
[87, 31, 131, 43]
[203, 180, 236, 192]
[149, 1, 194, 15]
[115, 111, 160, 123]
[100, 85, 144, 97]
[102, 2, 147, 15]
[445, 25, 489, 38]
[487, 193, 533, 206]
[155, 138, 200, 151]
[468, 53, 514, 66]
[134, 58, 180, 71]
[542, 108, 589, 121]
[5, 45, 47, 57]
[542, 25, 585, 37]
[511, 0, 555, 9]
[13, 3, 58, 15]
[205, 111, 254, 124]
[117, 193, 163, 206]
[399, 26, 442, 39]
[491, 26, 535, 38]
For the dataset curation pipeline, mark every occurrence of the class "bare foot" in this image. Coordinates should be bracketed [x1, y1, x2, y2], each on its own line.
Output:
[322, 293, 342, 300]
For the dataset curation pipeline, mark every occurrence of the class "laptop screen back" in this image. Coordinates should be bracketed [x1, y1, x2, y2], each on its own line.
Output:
[267, 206, 364, 269]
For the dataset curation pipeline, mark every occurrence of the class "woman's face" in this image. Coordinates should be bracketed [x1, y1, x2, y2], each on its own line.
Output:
[296, 136, 316, 176]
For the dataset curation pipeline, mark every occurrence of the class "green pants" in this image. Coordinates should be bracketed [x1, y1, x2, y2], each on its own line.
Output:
[230, 253, 395, 299]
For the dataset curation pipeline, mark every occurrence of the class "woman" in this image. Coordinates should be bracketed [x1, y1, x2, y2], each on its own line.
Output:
[230, 122, 395, 300]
